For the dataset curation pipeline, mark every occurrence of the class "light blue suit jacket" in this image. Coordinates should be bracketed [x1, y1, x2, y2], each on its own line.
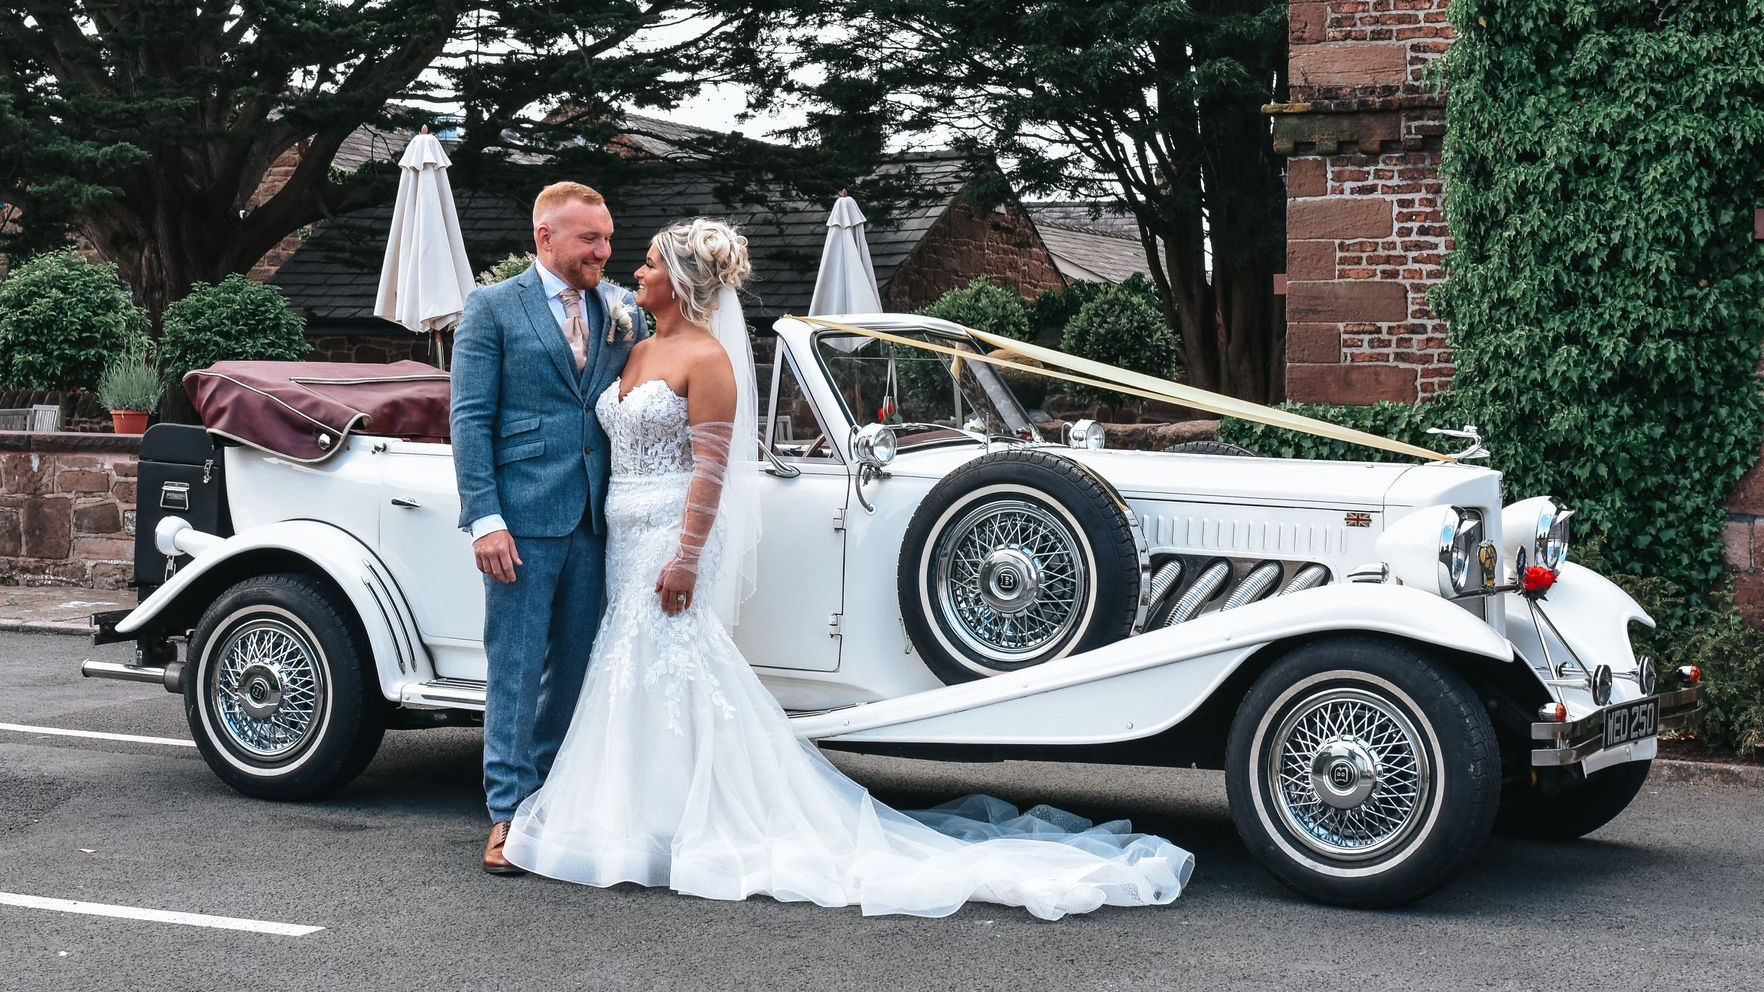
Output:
[450, 265, 646, 538]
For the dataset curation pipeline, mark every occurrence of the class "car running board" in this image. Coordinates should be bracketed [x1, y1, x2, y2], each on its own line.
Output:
[399, 678, 487, 711]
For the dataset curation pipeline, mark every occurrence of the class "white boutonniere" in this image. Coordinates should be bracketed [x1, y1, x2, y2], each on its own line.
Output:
[602, 282, 636, 342]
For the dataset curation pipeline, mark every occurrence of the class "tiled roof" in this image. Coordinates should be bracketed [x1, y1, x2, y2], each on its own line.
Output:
[1025, 200, 1144, 239]
[273, 152, 976, 326]
[1025, 200, 1159, 284]
[1036, 225, 1154, 284]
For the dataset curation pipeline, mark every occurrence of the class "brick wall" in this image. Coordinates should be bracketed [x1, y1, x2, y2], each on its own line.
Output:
[304, 333, 436, 365]
[1726, 463, 1764, 618]
[1276, 0, 1454, 404]
[246, 142, 310, 283]
[883, 196, 1067, 312]
[0, 433, 140, 590]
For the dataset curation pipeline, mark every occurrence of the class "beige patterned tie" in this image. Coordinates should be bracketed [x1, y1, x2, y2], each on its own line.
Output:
[557, 288, 590, 372]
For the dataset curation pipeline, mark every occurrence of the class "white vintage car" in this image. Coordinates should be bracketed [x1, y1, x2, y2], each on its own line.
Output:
[85, 313, 1702, 907]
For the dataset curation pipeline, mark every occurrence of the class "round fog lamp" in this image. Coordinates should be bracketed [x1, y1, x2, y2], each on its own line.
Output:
[853, 422, 896, 468]
[1635, 656, 1657, 696]
[1068, 419, 1105, 450]
[1590, 664, 1613, 706]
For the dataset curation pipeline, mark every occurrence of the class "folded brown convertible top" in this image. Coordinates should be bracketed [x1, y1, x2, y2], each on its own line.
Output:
[184, 360, 451, 463]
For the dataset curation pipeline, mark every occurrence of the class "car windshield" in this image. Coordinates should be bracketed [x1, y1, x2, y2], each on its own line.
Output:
[814, 327, 1041, 447]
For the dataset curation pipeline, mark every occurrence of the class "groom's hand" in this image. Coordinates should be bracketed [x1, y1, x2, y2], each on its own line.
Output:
[474, 531, 523, 584]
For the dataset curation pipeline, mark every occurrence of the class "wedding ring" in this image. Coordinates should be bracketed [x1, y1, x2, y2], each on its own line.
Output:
[675, 594, 687, 604]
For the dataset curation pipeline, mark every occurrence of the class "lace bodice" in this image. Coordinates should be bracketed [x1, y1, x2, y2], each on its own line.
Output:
[598, 378, 694, 477]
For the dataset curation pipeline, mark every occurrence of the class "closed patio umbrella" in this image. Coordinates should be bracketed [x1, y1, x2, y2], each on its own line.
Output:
[809, 193, 883, 318]
[374, 126, 474, 369]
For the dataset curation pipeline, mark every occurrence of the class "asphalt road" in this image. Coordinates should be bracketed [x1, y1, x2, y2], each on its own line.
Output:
[2, 630, 1760, 992]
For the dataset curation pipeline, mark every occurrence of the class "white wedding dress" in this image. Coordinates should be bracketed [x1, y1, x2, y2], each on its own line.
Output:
[503, 378, 1194, 919]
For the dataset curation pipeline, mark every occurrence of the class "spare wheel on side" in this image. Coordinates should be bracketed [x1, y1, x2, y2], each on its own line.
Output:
[897, 449, 1148, 684]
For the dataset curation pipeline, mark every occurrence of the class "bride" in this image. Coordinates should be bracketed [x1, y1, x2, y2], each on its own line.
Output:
[502, 218, 1194, 919]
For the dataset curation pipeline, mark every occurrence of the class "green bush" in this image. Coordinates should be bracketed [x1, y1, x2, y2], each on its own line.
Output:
[95, 338, 165, 413]
[0, 250, 148, 391]
[920, 278, 1034, 342]
[1058, 282, 1181, 401]
[1031, 273, 1164, 345]
[1431, 0, 1764, 603]
[477, 251, 534, 287]
[1217, 399, 1458, 462]
[158, 275, 308, 384]
[1576, 539, 1764, 757]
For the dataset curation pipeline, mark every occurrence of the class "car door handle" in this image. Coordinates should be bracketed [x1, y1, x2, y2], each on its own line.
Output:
[390, 496, 421, 508]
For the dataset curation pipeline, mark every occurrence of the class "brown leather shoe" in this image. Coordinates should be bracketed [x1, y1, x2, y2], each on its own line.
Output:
[482, 822, 525, 876]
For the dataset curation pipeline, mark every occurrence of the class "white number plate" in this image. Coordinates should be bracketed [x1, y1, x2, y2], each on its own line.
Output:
[1603, 696, 1660, 749]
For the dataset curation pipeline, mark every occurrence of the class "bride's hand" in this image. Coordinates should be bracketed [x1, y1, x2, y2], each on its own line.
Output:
[656, 557, 697, 616]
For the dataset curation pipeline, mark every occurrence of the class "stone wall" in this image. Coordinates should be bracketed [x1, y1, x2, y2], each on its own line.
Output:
[305, 332, 438, 365]
[1276, 0, 1454, 405]
[0, 432, 139, 590]
[883, 195, 1068, 312]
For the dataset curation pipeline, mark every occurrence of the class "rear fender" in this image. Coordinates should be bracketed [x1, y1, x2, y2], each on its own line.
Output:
[115, 519, 430, 695]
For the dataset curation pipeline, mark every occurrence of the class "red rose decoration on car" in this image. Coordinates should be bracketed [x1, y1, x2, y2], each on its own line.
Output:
[1520, 566, 1557, 599]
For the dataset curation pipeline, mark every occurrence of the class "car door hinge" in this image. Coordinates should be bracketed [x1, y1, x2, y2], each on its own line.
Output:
[201, 458, 214, 484]
[828, 612, 843, 637]
[833, 506, 846, 532]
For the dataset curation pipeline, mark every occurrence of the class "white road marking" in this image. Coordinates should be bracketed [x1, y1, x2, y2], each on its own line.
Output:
[0, 892, 322, 937]
[0, 723, 195, 747]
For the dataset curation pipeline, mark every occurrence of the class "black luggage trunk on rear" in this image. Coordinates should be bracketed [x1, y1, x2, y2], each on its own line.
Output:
[134, 424, 232, 592]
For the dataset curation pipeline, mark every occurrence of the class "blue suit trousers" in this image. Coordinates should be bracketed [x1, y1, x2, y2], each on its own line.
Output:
[481, 508, 606, 822]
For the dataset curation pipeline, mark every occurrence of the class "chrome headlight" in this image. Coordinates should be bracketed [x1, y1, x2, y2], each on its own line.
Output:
[1067, 418, 1105, 450]
[1536, 499, 1573, 570]
[1437, 507, 1484, 597]
[853, 422, 896, 468]
[1374, 504, 1486, 597]
[1501, 496, 1572, 575]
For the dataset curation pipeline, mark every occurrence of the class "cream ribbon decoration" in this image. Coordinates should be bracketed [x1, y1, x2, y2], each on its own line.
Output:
[790, 316, 1453, 463]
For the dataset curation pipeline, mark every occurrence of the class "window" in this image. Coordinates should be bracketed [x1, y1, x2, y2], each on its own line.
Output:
[765, 348, 836, 460]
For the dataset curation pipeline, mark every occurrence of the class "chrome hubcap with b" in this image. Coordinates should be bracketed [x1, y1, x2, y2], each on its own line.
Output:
[211, 617, 326, 760]
[1268, 688, 1431, 860]
[932, 499, 1088, 664]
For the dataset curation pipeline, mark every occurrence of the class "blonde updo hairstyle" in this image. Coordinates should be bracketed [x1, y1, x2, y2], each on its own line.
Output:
[650, 218, 752, 326]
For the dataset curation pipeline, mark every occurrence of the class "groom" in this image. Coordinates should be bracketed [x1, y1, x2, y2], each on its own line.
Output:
[450, 181, 645, 874]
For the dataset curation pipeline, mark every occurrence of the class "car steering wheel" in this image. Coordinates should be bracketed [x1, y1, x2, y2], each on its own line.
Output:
[802, 432, 829, 458]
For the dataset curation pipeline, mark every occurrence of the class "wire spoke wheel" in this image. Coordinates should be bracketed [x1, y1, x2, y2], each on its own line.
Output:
[932, 499, 1089, 663]
[210, 617, 328, 760]
[1266, 687, 1432, 861]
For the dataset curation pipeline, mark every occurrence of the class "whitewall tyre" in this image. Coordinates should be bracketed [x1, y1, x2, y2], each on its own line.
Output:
[896, 450, 1148, 684]
[184, 573, 385, 800]
[1225, 636, 1500, 907]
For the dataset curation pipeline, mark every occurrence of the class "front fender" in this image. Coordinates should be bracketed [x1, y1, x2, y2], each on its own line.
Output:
[1503, 560, 1652, 718]
[116, 519, 429, 695]
[795, 582, 1510, 746]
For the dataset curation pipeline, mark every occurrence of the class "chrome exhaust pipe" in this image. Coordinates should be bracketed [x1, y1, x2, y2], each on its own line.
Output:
[1144, 559, 1185, 624]
[1163, 559, 1232, 626]
[1221, 560, 1284, 611]
[1282, 562, 1330, 594]
[81, 659, 167, 684]
[81, 657, 184, 694]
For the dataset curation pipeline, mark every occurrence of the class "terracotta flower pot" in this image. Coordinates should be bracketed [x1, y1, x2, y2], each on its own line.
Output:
[111, 410, 150, 435]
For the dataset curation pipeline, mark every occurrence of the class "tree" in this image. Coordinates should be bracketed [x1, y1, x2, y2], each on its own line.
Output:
[801, 0, 1289, 402]
[0, 1, 805, 327]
